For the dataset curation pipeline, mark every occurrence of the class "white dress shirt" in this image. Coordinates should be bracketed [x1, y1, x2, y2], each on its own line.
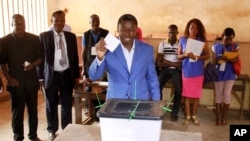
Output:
[53, 31, 70, 71]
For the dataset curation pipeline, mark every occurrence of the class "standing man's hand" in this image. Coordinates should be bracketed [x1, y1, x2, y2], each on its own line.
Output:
[96, 38, 107, 61]
[8, 77, 19, 87]
[23, 62, 35, 71]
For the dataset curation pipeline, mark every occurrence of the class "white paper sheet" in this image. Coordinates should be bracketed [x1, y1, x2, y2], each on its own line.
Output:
[104, 33, 120, 52]
[185, 38, 204, 62]
[219, 63, 226, 71]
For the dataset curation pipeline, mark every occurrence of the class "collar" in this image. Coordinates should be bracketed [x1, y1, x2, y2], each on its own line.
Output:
[53, 29, 64, 36]
[12, 32, 26, 39]
[164, 38, 179, 44]
[90, 30, 100, 36]
[121, 39, 135, 51]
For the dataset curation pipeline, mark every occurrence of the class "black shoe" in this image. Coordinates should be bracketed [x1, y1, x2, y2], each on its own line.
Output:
[95, 117, 100, 122]
[170, 115, 178, 122]
[30, 137, 41, 141]
[48, 132, 56, 141]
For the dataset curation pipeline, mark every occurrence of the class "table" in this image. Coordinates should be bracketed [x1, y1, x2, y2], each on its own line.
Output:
[231, 74, 250, 119]
[74, 81, 108, 124]
[54, 124, 202, 141]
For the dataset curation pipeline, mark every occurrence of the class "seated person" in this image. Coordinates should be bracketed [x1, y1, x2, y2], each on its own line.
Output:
[156, 24, 182, 121]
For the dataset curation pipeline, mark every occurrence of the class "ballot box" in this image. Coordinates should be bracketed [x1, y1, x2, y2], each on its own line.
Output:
[97, 99, 164, 141]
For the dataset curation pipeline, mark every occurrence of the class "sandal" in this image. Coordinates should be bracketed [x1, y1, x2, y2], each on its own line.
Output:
[191, 116, 200, 126]
[215, 120, 221, 126]
[216, 118, 221, 126]
[183, 116, 190, 125]
[221, 120, 227, 125]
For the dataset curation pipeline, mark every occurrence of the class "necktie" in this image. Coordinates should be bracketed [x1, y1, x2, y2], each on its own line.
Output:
[59, 35, 67, 67]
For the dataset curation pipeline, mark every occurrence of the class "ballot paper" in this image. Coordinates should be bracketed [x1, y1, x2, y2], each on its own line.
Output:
[104, 33, 120, 52]
[185, 38, 204, 62]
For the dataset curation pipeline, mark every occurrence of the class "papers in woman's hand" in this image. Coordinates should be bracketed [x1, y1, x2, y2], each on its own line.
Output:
[218, 51, 239, 64]
[185, 38, 204, 62]
[185, 38, 204, 55]
[223, 51, 239, 59]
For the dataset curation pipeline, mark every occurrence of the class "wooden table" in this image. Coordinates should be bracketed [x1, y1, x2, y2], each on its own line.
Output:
[231, 74, 250, 119]
[74, 81, 108, 124]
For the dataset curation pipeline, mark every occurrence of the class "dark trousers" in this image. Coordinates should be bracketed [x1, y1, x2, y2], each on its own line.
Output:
[45, 69, 73, 133]
[158, 68, 182, 116]
[8, 85, 38, 141]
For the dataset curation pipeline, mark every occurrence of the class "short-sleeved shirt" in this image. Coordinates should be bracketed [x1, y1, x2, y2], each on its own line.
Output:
[212, 43, 238, 81]
[158, 39, 179, 69]
[179, 37, 205, 77]
[82, 30, 99, 47]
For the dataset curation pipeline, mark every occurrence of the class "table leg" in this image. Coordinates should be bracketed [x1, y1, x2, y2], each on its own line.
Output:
[74, 96, 83, 124]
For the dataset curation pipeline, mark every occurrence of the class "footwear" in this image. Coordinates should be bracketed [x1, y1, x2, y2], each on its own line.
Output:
[95, 117, 100, 122]
[216, 119, 222, 126]
[191, 116, 200, 126]
[170, 115, 178, 122]
[221, 120, 227, 125]
[183, 116, 190, 125]
[30, 137, 41, 141]
[48, 132, 56, 141]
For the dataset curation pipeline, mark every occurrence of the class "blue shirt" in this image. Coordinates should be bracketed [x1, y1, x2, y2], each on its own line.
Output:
[212, 43, 238, 81]
[179, 37, 205, 77]
[81, 30, 100, 47]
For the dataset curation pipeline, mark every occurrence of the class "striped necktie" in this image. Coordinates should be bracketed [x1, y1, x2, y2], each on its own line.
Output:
[59, 34, 67, 67]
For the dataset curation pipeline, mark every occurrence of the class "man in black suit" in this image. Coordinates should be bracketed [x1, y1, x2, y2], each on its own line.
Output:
[0, 14, 43, 141]
[38, 10, 80, 141]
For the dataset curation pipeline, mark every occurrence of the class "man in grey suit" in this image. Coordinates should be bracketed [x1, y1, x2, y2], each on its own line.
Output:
[38, 10, 80, 141]
[0, 14, 43, 141]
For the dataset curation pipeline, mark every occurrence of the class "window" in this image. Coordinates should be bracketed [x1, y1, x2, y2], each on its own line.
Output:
[0, 0, 48, 37]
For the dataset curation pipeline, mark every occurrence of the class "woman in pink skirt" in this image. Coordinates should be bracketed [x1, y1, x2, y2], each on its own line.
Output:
[178, 18, 210, 125]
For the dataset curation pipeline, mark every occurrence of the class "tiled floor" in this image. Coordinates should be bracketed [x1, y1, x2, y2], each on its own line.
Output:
[0, 91, 249, 141]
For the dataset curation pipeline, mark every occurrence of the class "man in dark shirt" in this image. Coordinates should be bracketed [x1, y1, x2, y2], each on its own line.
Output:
[81, 14, 108, 118]
[81, 14, 109, 79]
[156, 24, 182, 121]
[0, 14, 43, 141]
